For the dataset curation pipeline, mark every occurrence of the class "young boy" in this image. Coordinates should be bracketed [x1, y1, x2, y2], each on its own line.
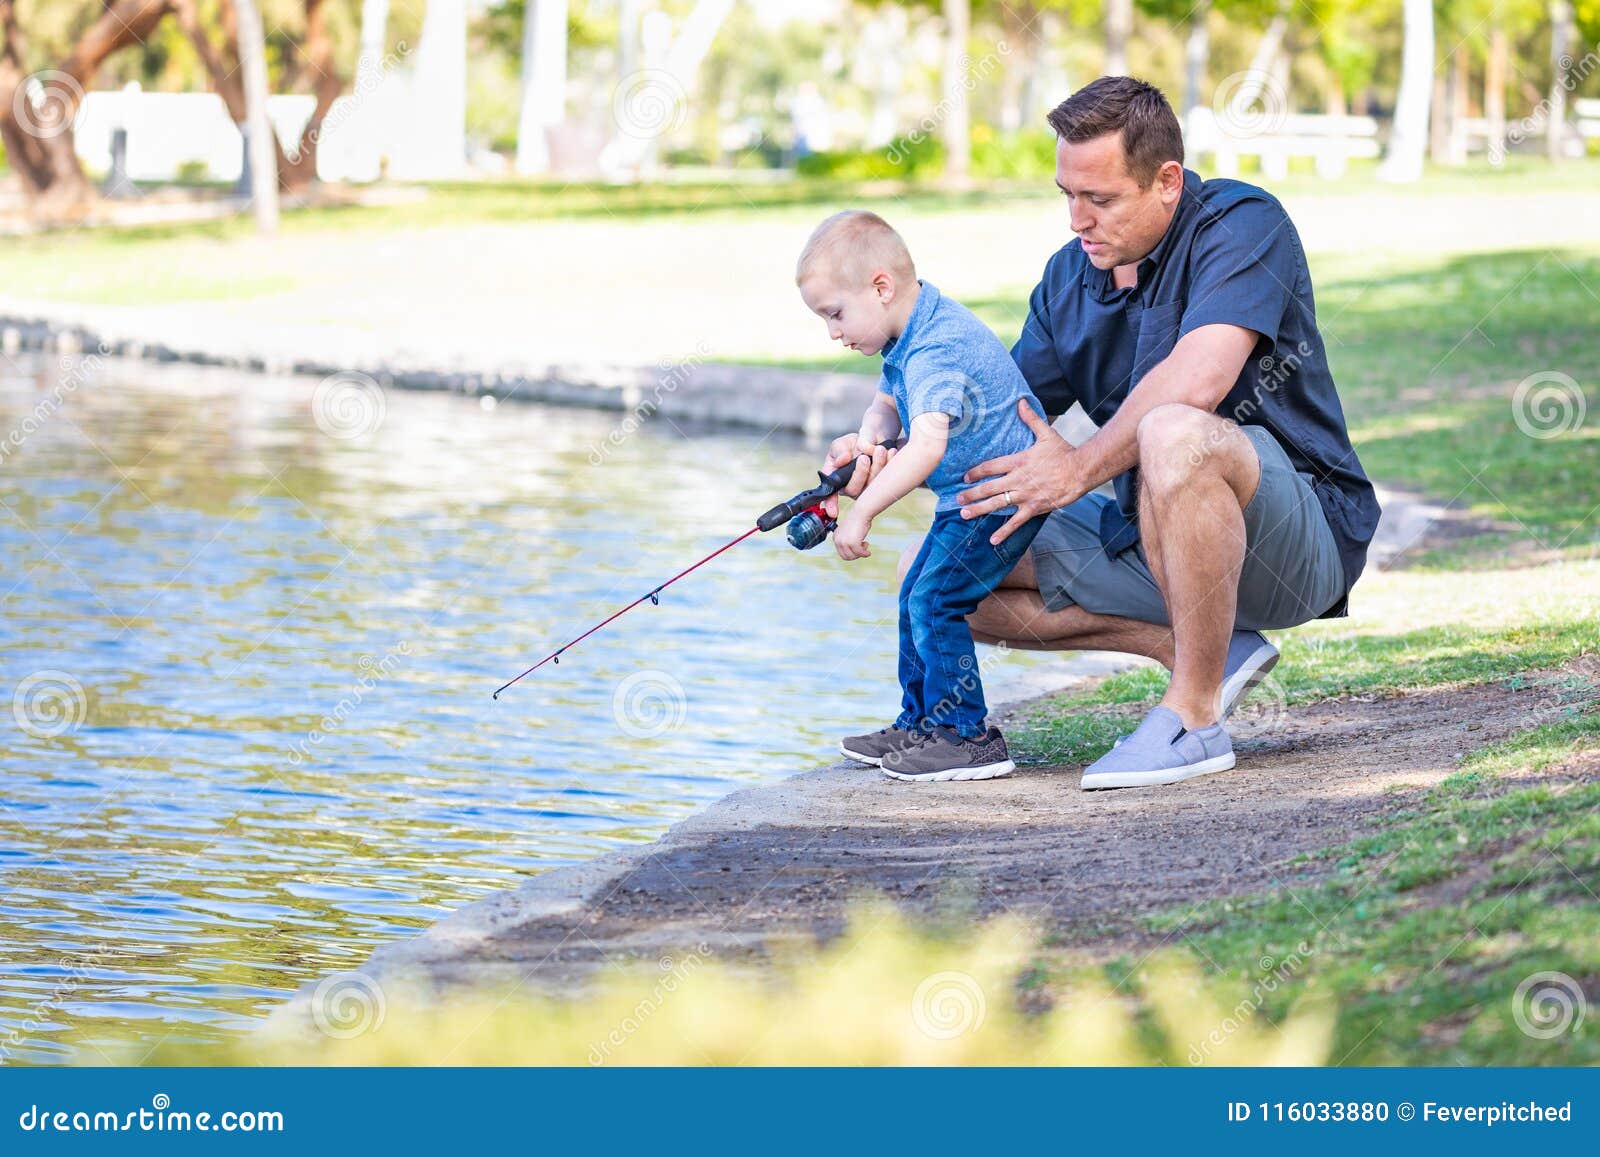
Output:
[795, 210, 1048, 782]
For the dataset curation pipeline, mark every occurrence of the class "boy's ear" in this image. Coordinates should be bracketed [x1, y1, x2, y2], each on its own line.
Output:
[871, 269, 894, 303]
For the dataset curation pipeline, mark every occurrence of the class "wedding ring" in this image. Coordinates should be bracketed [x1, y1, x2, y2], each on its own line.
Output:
[1003, 491, 1013, 506]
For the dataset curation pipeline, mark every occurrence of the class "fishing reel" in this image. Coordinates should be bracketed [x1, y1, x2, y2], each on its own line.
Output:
[785, 506, 835, 551]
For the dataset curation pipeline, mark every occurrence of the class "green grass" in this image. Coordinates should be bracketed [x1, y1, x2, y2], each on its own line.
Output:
[1100, 711, 1600, 1065]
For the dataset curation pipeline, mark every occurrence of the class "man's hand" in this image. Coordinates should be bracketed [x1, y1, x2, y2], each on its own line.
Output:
[821, 434, 896, 518]
[833, 507, 873, 561]
[957, 401, 1084, 545]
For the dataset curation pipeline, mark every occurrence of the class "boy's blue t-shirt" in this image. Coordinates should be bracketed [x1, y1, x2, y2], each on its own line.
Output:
[879, 281, 1045, 513]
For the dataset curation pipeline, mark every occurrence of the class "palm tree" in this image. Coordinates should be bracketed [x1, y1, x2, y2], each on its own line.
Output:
[234, 0, 278, 233]
[1378, 0, 1433, 181]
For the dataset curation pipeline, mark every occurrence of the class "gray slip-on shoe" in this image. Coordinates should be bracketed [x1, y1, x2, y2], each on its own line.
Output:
[1106, 631, 1279, 753]
[1081, 706, 1234, 790]
[1221, 630, 1279, 719]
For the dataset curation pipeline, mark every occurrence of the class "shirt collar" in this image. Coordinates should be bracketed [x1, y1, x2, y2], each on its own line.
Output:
[881, 280, 938, 368]
[1081, 167, 1204, 302]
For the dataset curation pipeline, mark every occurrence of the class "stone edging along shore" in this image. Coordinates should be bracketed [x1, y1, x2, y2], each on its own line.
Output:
[0, 305, 880, 439]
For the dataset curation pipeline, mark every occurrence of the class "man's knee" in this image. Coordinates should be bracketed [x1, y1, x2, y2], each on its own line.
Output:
[1136, 403, 1252, 494]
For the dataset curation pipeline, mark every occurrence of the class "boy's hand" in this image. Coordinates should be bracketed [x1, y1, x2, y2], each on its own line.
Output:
[821, 436, 896, 518]
[833, 507, 873, 561]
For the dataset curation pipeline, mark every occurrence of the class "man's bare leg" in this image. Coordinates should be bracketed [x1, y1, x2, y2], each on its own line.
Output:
[1133, 404, 1261, 729]
[896, 540, 1176, 667]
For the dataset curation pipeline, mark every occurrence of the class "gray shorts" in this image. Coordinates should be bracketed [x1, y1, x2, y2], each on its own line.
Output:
[1031, 424, 1346, 631]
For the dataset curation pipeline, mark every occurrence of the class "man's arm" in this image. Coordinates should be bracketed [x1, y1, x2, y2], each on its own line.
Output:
[961, 197, 1301, 545]
[957, 323, 1260, 542]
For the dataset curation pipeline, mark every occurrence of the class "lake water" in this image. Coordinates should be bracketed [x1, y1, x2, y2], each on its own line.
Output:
[0, 354, 1067, 1063]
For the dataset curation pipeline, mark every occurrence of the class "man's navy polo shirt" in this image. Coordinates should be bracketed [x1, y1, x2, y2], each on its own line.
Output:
[1011, 167, 1381, 617]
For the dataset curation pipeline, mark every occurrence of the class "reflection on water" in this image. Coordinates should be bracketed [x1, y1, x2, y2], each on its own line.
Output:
[0, 355, 1062, 1063]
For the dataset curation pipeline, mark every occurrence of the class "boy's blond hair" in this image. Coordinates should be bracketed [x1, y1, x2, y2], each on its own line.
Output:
[795, 210, 916, 289]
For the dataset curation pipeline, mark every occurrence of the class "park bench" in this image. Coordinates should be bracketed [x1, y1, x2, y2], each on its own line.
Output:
[1185, 107, 1380, 180]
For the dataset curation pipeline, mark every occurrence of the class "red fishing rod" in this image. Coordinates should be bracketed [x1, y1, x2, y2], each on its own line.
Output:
[493, 444, 900, 699]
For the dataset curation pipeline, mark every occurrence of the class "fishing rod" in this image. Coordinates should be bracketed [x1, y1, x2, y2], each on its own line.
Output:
[493, 441, 903, 699]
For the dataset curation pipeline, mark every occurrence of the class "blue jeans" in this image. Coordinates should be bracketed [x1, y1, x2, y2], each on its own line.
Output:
[893, 508, 1047, 739]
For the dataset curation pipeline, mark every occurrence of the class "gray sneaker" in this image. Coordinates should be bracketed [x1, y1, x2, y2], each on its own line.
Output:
[880, 726, 1016, 782]
[1081, 706, 1234, 790]
[839, 725, 916, 767]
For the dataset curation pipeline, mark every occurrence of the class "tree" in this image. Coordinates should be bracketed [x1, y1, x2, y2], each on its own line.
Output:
[943, 0, 970, 183]
[515, 0, 567, 174]
[0, 0, 172, 220]
[1378, 0, 1433, 181]
[172, 0, 352, 192]
[234, 0, 278, 231]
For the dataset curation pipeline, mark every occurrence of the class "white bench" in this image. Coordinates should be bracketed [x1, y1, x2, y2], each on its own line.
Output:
[1185, 108, 1380, 180]
[1577, 98, 1600, 143]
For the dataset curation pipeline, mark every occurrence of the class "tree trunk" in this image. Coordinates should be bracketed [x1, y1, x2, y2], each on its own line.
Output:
[1448, 46, 1470, 163]
[356, 0, 391, 91]
[998, 2, 1029, 133]
[863, 8, 905, 147]
[1485, 24, 1507, 164]
[1378, 0, 1433, 182]
[234, 0, 278, 231]
[1182, 1, 1212, 121]
[280, 0, 345, 189]
[1104, 0, 1131, 76]
[516, 0, 569, 175]
[173, 0, 341, 193]
[942, 0, 971, 185]
[0, 0, 171, 220]
[1548, 0, 1574, 161]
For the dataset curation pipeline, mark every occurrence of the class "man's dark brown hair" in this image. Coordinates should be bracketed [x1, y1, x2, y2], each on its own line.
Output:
[1046, 77, 1184, 188]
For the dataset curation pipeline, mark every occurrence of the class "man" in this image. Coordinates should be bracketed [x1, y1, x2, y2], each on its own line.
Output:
[826, 77, 1381, 790]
